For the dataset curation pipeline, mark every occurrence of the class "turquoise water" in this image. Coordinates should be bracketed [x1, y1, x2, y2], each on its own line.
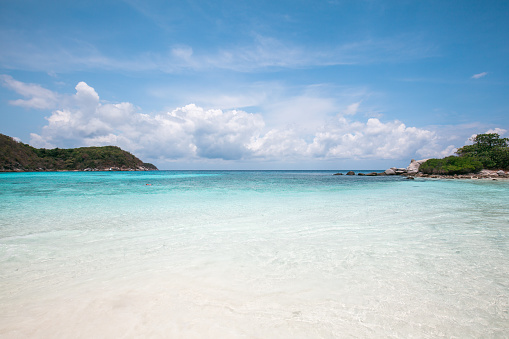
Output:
[1, 171, 508, 338]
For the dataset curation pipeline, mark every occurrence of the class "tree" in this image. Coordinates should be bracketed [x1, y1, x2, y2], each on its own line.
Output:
[456, 133, 509, 169]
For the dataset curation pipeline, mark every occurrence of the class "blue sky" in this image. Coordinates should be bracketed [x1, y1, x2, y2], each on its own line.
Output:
[1, 0, 508, 169]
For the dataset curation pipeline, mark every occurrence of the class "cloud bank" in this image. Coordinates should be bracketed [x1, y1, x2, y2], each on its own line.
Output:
[3, 77, 452, 166]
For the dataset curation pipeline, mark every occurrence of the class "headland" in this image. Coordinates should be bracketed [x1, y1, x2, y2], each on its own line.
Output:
[0, 133, 157, 172]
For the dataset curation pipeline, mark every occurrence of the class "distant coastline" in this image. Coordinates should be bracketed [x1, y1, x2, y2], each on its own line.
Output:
[334, 133, 509, 180]
[0, 133, 157, 172]
[334, 159, 508, 180]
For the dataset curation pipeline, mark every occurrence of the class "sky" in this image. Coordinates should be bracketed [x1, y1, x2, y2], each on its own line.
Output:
[1, 0, 508, 170]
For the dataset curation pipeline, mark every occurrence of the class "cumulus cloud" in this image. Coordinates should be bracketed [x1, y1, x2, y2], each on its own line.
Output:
[485, 128, 506, 136]
[471, 72, 488, 79]
[437, 145, 457, 157]
[27, 81, 265, 161]
[307, 117, 438, 160]
[249, 129, 308, 159]
[264, 95, 338, 132]
[5, 77, 453, 164]
[466, 128, 507, 145]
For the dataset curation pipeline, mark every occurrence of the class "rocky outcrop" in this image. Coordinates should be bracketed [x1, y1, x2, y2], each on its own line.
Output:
[381, 159, 429, 177]
[406, 159, 429, 174]
[333, 171, 387, 176]
[395, 159, 508, 180]
[415, 169, 508, 179]
[333, 158, 508, 180]
[82, 165, 157, 172]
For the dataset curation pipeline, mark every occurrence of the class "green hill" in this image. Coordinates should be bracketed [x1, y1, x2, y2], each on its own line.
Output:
[0, 133, 157, 172]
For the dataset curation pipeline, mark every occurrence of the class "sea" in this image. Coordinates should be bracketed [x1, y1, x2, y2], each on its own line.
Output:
[0, 170, 508, 338]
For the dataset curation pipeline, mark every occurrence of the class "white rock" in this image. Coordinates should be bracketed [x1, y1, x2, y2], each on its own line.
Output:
[385, 168, 396, 175]
[406, 159, 429, 173]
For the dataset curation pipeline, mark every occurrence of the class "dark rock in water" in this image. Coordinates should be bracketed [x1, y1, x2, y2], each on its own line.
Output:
[333, 173, 343, 175]
[357, 173, 365, 176]
[406, 176, 415, 180]
[346, 171, 355, 175]
[366, 172, 378, 176]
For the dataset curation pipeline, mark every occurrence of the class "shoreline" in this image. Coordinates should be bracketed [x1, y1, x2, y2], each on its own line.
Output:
[409, 175, 509, 181]
[0, 166, 158, 173]
[2, 168, 508, 179]
[333, 161, 509, 180]
[388, 159, 509, 180]
[405, 168, 509, 180]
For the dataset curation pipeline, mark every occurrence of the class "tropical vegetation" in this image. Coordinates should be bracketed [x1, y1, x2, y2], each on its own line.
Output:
[419, 156, 483, 175]
[455, 133, 509, 169]
[0, 133, 157, 171]
[421, 133, 509, 175]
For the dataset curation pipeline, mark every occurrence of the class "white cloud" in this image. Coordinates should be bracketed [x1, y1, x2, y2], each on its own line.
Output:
[263, 95, 338, 132]
[465, 128, 507, 145]
[344, 102, 361, 115]
[167, 104, 265, 160]
[164, 34, 437, 72]
[485, 128, 506, 136]
[0, 75, 60, 109]
[471, 72, 488, 79]
[28, 81, 265, 161]
[5, 77, 455, 165]
[29, 133, 55, 148]
[308, 117, 438, 160]
[171, 46, 193, 60]
[438, 145, 457, 157]
[249, 129, 308, 159]
[0, 26, 437, 74]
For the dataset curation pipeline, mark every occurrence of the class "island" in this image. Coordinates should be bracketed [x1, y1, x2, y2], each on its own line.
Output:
[333, 133, 509, 179]
[0, 133, 157, 172]
[407, 133, 509, 179]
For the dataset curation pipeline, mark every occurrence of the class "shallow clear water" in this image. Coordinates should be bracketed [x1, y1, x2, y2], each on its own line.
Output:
[1, 171, 508, 338]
